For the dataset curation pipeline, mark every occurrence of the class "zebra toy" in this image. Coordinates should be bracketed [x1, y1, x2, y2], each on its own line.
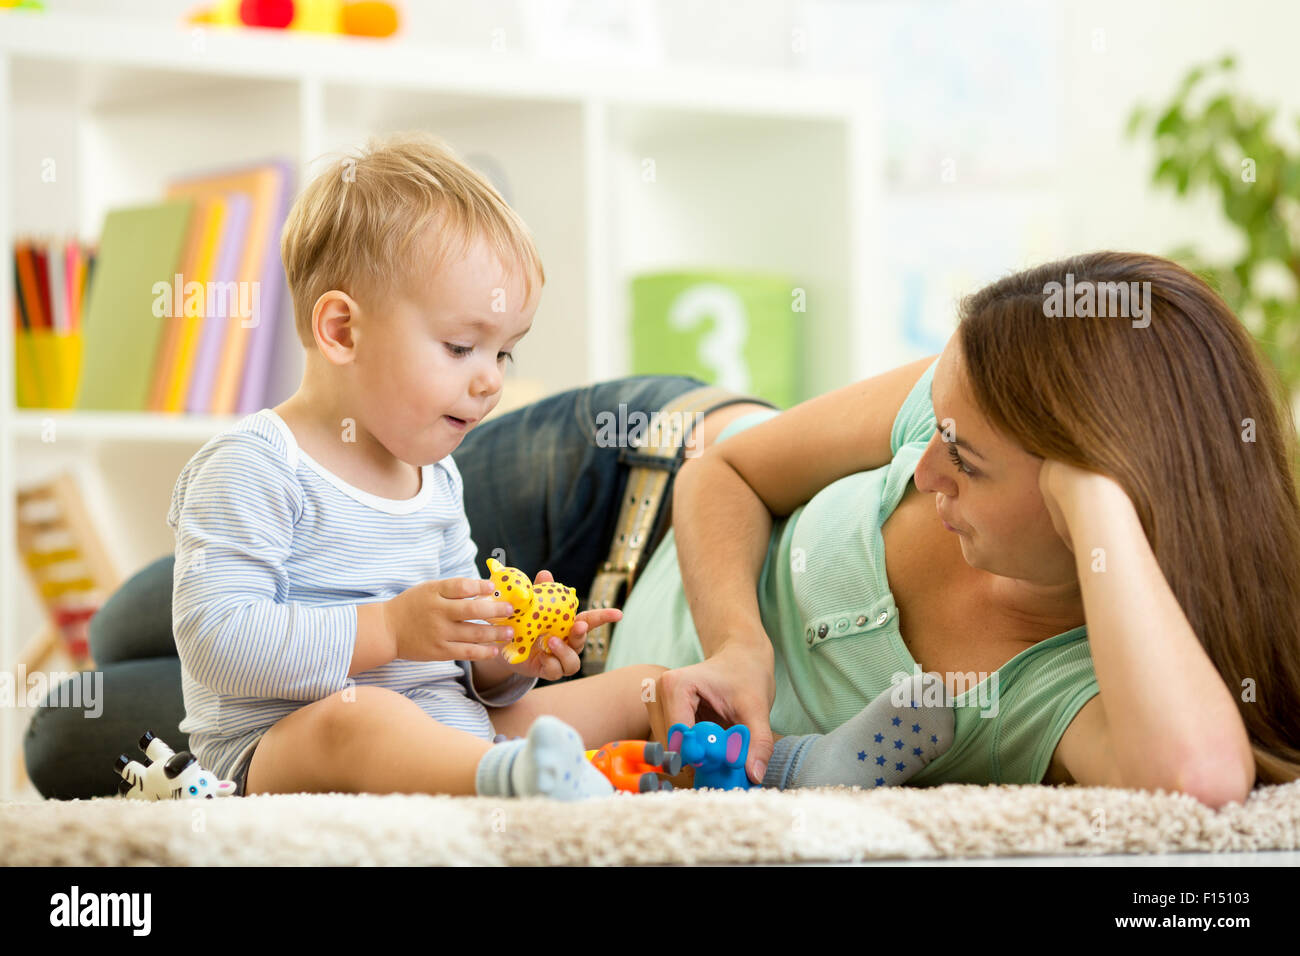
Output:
[114, 731, 237, 800]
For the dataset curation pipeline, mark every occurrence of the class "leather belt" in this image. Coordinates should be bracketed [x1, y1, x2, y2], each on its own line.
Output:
[580, 383, 777, 674]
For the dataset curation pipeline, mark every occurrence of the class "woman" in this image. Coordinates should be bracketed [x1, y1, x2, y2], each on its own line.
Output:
[609, 250, 1300, 809]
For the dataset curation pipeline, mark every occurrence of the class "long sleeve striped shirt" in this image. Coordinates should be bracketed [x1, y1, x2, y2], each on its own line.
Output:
[166, 408, 535, 781]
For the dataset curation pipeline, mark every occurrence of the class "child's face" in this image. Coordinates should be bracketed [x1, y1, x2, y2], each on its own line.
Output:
[354, 235, 539, 467]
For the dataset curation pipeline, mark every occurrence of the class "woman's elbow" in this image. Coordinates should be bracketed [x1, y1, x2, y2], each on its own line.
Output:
[1170, 727, 1258, 808]
[1166, 758, 1254, 810]
[1101, 747, 1254, 808]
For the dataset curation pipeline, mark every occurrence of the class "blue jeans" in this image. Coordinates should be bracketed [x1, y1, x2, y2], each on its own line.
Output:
[22, 375, 734, 800]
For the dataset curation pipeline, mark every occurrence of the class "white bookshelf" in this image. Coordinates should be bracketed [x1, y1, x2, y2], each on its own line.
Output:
[0, 11, 887, 800]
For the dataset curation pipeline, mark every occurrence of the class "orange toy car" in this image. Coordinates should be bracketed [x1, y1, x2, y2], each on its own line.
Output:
[586, 740, 682, 793]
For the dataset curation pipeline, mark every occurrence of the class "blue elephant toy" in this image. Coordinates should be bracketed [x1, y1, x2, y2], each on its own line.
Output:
[667, 721, 756, 790]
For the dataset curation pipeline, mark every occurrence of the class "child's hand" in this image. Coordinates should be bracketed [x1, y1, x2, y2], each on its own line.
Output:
[382, 578, 517, 663]
[500, 569, 623, 681]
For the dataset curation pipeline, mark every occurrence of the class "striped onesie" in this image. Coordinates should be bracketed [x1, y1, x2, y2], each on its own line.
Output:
[166, 408, 536, 788]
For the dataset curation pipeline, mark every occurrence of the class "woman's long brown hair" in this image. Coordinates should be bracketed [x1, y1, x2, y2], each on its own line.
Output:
[957, 250, 1300, 785]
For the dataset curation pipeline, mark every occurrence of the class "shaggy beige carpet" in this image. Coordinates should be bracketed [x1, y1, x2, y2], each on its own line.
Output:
[2, 781, 1298, 866]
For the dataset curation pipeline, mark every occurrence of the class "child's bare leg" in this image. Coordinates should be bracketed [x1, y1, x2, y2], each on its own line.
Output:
[491, 664, 666, 746]
[245, 685, 491, 796]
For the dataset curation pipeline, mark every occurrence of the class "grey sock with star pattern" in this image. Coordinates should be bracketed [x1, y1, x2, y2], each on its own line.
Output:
[761, 672, 955, 789]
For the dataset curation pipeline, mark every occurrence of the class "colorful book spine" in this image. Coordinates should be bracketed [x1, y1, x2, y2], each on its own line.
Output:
[147, 197, 209, 411]
[161, 196, 226, 412]
[187, 191, 252, 413]
[236, 158, 296, 414]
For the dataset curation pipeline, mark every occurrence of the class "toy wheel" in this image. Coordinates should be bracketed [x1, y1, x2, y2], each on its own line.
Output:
[643, 741, 664, 766]
[661, 749, 682, 776]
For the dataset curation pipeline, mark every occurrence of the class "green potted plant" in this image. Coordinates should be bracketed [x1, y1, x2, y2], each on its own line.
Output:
[1126, 54, 1300, 406]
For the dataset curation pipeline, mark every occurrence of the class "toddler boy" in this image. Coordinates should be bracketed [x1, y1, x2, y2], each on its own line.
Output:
[168, 131, 662, 799]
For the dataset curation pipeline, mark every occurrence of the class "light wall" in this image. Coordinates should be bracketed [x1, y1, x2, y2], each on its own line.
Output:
[34, 0, 1300, 330]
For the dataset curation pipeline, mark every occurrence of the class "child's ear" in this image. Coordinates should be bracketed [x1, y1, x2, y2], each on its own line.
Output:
[313, 290, 360, 364]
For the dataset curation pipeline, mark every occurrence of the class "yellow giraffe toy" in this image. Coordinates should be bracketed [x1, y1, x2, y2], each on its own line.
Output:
[485, 557, 581, 664]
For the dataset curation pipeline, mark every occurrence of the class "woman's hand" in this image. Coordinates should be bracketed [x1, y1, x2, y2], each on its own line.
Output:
[659, 638, 777, 785]
[498, 569, 623, 682]
[1038, 458, 1131, 554]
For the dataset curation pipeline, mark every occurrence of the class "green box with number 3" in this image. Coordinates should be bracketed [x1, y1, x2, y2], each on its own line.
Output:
[629, 270, 803, 410]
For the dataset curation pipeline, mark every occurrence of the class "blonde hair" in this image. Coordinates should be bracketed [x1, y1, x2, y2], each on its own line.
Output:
[280, 130, 544, 348]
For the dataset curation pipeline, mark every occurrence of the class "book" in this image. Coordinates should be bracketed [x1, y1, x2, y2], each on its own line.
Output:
[147, 196, 212, 411]
[235, 159, 295, 415]
[161, 195, 227, 412]
[164, 160, 293, 414]
[73, 199, 195, 411]
[186, 191, 252, 413]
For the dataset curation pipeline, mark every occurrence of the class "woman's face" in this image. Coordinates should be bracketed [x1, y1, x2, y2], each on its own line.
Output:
[912, 340, 1076, 586]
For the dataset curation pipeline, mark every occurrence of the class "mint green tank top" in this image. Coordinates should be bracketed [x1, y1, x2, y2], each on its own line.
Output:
[606, 359, 1100, 785]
